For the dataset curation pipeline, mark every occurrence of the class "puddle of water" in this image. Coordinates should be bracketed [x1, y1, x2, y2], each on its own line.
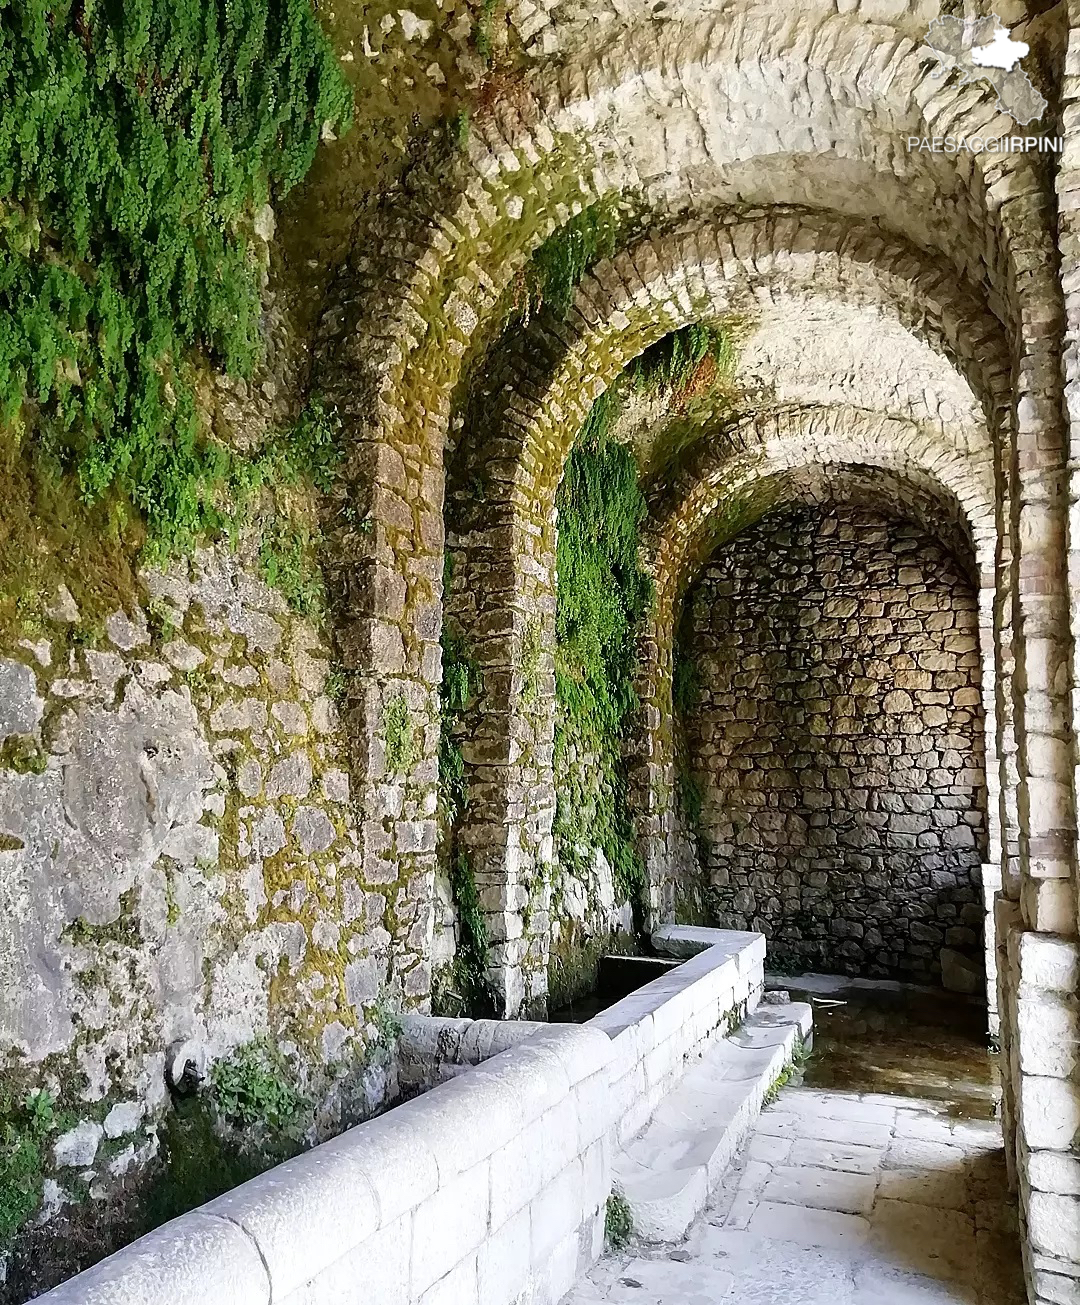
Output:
[776, 974, 998, 1119]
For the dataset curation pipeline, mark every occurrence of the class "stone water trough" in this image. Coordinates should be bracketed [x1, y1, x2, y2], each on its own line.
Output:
[37, 927, 809, 1305]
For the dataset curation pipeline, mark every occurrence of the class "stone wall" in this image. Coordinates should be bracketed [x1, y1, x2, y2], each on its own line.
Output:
[683, 505, 987, 988]
[0, 545, 424, 1293]
[31, 928, 767, 1305]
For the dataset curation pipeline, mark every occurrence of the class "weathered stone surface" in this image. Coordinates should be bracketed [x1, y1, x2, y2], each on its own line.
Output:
[53, 1121, 103, 1168]
[0, 658, 43, 740]
[685, 508, 986, 986]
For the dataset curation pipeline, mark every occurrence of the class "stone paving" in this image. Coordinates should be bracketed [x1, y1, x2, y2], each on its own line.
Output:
[565, 1086, 1025, 1305]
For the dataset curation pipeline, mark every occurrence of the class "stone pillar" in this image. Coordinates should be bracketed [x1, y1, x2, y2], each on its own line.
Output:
[1004, 159, 1080, 1293]
[444, 437, 563, 1018]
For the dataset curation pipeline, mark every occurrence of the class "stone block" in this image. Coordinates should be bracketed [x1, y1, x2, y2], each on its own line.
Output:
[1030, 1151, 1080, 1196]
[409, 1160, 490, 1295]
[205, 1148, 380, 1300]
[477, 1203, 531, 1305]
[1029, 1192, 1080, 1262]
[1020, 934, 1080, 994]
[1018, 996, 1080, 1079]
[277, 1214, 411, 1305]
[1020, 1077, 1080, 1151]
[529, 1159, 586, 1262]
[33, 1212, 271, 1305]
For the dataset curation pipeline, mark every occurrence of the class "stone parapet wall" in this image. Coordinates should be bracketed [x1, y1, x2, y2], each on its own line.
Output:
[32, 927, 765, 1305]
[685, 506, 987, 987]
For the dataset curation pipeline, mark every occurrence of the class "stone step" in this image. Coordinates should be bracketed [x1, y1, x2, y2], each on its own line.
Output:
[613, 1000, 813, 1244]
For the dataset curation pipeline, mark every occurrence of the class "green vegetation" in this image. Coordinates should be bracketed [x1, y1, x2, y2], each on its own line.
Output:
[0, 733, 47, 775]
[628, 321, 734, 399]
[523, 195, 625, 320]
[548, 323, 736, 935]
[0, 1088, 57, 1249]
[432, 852, 497, 1017]
[677, 767, 704, 835]
[473, 0, 501, 64]
[553, 404, 651, 915]
[210, 1038, 309, 1136]
[382, 694, 419, 776]
[258, 519, 325, 620]
[762, 1033, 811, 1107]
[64, 885, 142, 948]
[673, 648, 701, 716]
[0, 0, 351, 562]
[138, 1096, 271, 1232]
[605, 1190, 634, 1250]
[438, 626, 481, 825]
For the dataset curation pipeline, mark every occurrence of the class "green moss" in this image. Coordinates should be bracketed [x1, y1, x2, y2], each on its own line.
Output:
[547, 926, 638, 1012]
[627, 322, 733, 398]
[520, 616, 543, 707]
[63, 886, 142, 949]
[762, 1033, 810, 1106]
[0, 734, 47, 776]
[473, 0, 501, 64]
[382, 693, 419, 776]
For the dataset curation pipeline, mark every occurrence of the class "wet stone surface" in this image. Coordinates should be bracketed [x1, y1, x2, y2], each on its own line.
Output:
[784, 975, 997, 1119]
[567, 1089, 1022, 1305]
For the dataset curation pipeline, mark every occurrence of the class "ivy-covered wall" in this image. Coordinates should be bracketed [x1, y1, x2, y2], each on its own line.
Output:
[0, 0, 492, 1292]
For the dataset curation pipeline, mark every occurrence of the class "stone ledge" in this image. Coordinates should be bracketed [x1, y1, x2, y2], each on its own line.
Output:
[614, 999, 812, 1243]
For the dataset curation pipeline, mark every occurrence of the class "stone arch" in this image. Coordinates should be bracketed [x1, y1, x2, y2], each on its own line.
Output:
[633, 407, 999, 1006]
[442, 212, 1007, 1014]
[312, 9, 1072, 1257]
[310, 8, 1061, 1010]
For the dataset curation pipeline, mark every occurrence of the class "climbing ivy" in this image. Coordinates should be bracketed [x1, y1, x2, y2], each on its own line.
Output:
[553, 400, 651, 914]
[549, 324, 733, 919]
[522, 194, 625, 321]
[432, 851, 497, 1017]
[0, 0, 352, 556]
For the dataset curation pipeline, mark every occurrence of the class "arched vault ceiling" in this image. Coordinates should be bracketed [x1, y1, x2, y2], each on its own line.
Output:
[644, 404, 997, 629]
[319, 4, 1045, 486]
[610, 267, 995, 479]
[736, 296, 986, 444]
[448, 215, 1005, 531]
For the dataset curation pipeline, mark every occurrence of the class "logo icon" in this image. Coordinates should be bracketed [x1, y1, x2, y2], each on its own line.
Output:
[924, 14, 1046, 126]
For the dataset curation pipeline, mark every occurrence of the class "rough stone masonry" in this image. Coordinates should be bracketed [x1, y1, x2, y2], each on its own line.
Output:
[686, 506, 986, 990]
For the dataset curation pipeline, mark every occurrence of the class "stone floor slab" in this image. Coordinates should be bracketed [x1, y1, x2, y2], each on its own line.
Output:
[761, 1164, 878, 1216]
[746, 1199, 872, 1250]
[790, 1137, 884, 1174]
[867, 1199, 976, 1281]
